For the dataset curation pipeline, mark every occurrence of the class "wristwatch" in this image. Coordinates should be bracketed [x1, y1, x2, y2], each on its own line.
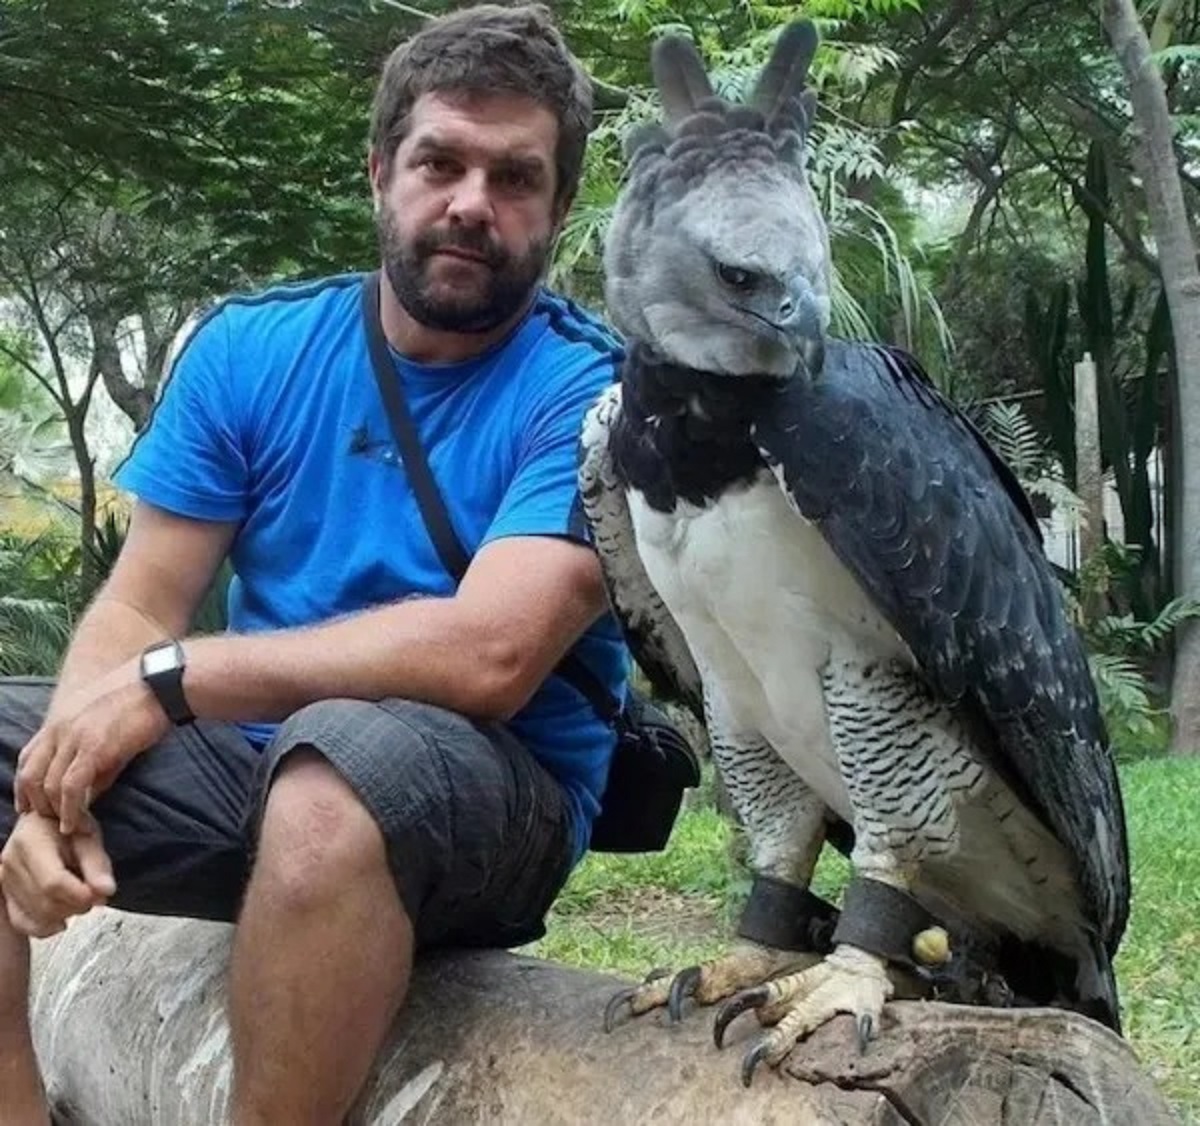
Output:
[140, 639, 195, 726]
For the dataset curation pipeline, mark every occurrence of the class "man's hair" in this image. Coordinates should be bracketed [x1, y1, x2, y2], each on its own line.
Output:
[368, 4, 593, 205]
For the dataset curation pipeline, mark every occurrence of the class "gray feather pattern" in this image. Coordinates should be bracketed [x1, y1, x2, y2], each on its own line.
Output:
[578, 386, 705, 718]
[651, 34, 715, 123]
[750, 20, 819, 133]
[753, 341, 1130, 955]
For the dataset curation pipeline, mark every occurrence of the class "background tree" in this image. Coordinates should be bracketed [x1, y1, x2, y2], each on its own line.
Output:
[1100, 0, 1200, 753]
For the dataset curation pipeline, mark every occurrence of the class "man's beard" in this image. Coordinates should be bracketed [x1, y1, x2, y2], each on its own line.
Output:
[377, 204, 550, 334]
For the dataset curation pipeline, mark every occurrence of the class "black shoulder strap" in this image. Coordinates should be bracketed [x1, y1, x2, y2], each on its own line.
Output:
[361, 271, 623, 726]
[362, 270, 473, 580]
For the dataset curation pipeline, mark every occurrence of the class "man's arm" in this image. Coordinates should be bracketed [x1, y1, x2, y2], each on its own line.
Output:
[182, 533, 607, 723]
[46, 502, 237, 721]
[17, 529, 607, 832]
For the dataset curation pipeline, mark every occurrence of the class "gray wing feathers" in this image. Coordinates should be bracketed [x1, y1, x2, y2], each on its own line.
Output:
[579, 386, 705, 720]
[752, 341, 1130, 952]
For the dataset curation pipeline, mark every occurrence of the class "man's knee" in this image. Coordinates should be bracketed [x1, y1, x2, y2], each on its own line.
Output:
[255, 745, 390, 913]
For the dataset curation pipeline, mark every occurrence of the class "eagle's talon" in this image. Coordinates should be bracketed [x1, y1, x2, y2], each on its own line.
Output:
[713, 984, 772, 1049]
[603, 987, 639, 1033]
[740, 1039, 773, 1088]
[668, 965, 701, 1021]
[856, 1012, 873, 1053]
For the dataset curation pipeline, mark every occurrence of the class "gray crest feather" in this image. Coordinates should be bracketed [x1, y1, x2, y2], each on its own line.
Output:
[650, 34, 715, 123]
[752, 20, 820, 134]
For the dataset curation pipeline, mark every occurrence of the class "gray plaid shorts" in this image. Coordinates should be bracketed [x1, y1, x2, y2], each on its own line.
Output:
[0, 678, 573, 948]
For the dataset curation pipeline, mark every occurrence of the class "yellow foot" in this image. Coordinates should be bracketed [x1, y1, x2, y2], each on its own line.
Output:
[602, 944, 817, 1032]
[713, 945, 892, 1087]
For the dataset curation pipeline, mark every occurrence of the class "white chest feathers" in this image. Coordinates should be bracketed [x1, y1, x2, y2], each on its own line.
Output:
[627, 475, 910, 813]
[627, 474, 906, 675]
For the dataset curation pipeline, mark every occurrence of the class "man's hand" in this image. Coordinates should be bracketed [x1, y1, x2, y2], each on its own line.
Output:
[0, 812, 115, 938]
[14, 657, 170, 834]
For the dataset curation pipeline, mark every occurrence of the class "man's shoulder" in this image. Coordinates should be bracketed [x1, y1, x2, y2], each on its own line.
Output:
[527, 289, 625, 380]
[207, 271, 364, 337]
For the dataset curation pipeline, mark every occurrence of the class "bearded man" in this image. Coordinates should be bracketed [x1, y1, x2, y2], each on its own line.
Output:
[0, 6, 628, 1122]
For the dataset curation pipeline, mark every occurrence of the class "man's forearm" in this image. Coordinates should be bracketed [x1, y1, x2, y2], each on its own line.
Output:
[49, 596, 169, 718]
[182, 596, 538, 725]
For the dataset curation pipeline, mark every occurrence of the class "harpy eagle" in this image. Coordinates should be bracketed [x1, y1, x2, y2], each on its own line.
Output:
[580, 20, 1130, 1084]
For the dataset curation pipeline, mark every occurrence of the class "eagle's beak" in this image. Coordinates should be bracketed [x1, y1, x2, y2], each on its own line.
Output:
[778, 276, 826, 376]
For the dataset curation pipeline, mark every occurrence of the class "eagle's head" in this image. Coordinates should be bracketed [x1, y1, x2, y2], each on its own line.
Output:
[603, 21, 830, 380]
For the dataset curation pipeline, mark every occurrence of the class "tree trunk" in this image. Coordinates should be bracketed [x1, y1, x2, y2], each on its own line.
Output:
[30, 909, 1178, 1125]
[1101, 0, 1200, 754]
[1075, 352, 1105, 580]
[88, 312, 154, 431]
[64, 411, 98, 594]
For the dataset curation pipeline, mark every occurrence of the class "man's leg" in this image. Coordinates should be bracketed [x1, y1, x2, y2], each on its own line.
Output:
[228, 750, 413, 1126]
[230, 697, 574, 1125]
[0, 907, 42, 1123]
[0, 677, 257, 1124]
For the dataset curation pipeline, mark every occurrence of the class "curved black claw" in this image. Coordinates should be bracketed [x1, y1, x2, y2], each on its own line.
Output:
[603, 987, 639, 1034]
[667, 966, 702, 1022]
[713, 985, 771, 1049]
[856, 1013, 874, 1054]
[740, 1039, 773, 1088]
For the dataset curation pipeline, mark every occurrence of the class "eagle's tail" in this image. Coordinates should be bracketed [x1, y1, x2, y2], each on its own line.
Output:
[1073, 931, 1122, 1035]
[995, 932, 1121, 1034]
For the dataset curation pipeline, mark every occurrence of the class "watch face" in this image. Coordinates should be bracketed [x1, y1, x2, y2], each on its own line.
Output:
[143, 645, 180, 677]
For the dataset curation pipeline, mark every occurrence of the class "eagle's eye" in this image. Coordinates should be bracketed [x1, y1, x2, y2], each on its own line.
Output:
[715, 262, 757, 291]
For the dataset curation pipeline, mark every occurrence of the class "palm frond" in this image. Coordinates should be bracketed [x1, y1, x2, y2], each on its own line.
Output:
[0, 596, 71, 676]
[1090, 597, 1200, 656]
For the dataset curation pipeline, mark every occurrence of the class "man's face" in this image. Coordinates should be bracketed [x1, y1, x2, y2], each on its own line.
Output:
[371, 91, 564, 334]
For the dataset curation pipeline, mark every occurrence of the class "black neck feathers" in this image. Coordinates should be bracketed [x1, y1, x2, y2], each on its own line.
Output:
[610, 344, 784, 512]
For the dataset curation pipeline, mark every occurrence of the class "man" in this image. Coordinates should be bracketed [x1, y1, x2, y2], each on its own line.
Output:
[0, 5, 629, 1122]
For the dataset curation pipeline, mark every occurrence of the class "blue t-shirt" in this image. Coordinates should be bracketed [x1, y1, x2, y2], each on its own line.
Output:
[112, 271, 631, 861]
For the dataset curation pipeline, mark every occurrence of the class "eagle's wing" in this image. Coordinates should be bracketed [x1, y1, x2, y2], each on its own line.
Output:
[579, 384, 706, 721]
[751, 340, 1130, 952]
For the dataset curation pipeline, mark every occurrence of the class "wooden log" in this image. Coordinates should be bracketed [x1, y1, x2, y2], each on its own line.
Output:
[29, 909, 1179, 1125]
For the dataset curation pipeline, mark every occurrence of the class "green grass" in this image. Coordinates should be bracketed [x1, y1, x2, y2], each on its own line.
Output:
[525, 758, 1200, 1120]
[1116, 757, 1200, 1118]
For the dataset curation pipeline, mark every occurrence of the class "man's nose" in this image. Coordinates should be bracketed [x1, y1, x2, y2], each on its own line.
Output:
[446, 168, 494, 226]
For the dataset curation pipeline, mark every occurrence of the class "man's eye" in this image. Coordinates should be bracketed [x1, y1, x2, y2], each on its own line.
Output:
[715, 262, 757, 290]
[421, 157, 457, 177]
[497, 168, 536, 191]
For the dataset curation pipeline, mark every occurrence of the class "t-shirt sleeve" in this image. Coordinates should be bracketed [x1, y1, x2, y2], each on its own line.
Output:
[481, 351, 618, 547]
[110, 307, 250, 522]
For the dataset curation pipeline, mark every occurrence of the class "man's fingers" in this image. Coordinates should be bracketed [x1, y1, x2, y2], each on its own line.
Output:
[4, 895, 66, 940]
[71, 823, 115, 899]
[15, 730, 60, 820]
[57, 758, 95, 837]
[41, 735, 81, 826]
[4, 814, 96, 914]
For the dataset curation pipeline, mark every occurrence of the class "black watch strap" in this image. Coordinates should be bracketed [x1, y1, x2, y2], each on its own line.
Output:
[140, 639, 194, 726]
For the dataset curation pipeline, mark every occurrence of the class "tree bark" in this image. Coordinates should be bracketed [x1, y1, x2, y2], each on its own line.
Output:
[88, 312, 154, 431]
[1101, 0, 1200, 754]
[29, 909, 1178, 1125]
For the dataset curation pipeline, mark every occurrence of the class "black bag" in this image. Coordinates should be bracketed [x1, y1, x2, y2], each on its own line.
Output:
[360, 272, 699, 853]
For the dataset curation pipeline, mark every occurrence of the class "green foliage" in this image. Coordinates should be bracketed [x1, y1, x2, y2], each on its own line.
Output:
[0, 532, 76, 676]
[981, 400, 1082, 518]
[0, 595, 70, 677]
[1019, 146, 1169, 619]
[1071, 542, 1192, 760]
[1089, 654, 1170, 760]
[1090, 596, 1200, 657]
[977, 400, 1178, 759]
[1115, 757, 1200, 1114]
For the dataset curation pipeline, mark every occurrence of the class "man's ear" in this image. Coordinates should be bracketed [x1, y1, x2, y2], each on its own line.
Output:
[368, 148, 386, 213]
[551, 191, 576, 236]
